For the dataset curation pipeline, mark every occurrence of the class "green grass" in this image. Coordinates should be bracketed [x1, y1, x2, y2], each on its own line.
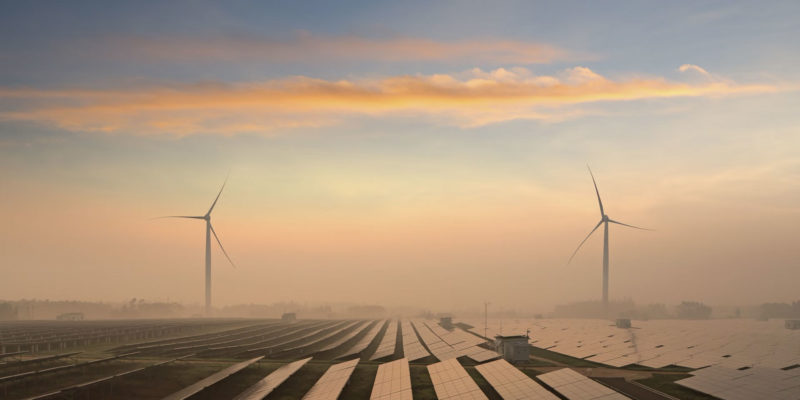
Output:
[339, 363, 379, 398]
[409, 364, 436, 399]
[261, 361, 329, 399]
[3, 360, 151, 399]
[465, 366, 503, 400]
[635, 373, 718, 400]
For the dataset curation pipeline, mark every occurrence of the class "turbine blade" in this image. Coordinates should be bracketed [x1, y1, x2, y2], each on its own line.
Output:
[151, 215, 205, 220]
[608, 219, 653, 231]
[568, 220, 604, 264]
[206, 175, 229, 216]
[209, 224, 236, 268]
[587, 165, 604, 217]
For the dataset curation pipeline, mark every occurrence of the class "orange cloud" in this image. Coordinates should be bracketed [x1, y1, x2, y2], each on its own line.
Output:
[679, 64, 711, 76]
[108, 32, 568, 64]
[0, 66, 778, 135]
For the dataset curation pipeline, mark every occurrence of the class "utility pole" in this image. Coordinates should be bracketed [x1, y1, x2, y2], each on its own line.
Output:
[484, 301, 490, 341]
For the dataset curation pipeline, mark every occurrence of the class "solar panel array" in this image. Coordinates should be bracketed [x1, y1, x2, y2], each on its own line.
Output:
[370, 357, 412, 400]
[536, 368, 629, 400]
[240, 321, 348, 357]
[0, 351, 138, 384]
[400, 320, 431, 361]
[302, 358, 360, 400]
[278, 320, 363, 357]
[475, 359, 560, 400]
[26, 355, 191, 400]
[315, 321, 371, 355]
[163, 356, 265, 400]
[675, 365, 800, 400]
[413, 320, 461, 360]
[232, 357, 311, 400]
[459, 318, 800, 371]
[370, 319, 398, 361]
[336, 320, 385, 360]
[0, 319, 237, 354]
[427, 358, 487, 399]
[413, 320, 499, 362]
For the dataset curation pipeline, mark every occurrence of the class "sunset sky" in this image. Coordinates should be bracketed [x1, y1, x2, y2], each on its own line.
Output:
[2, 1, 799, 311]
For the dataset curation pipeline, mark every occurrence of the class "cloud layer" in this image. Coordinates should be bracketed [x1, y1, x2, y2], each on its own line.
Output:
[0, 66, 777, 135]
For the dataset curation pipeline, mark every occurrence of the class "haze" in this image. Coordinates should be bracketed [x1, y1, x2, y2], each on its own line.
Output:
[2, 1, 799, 313]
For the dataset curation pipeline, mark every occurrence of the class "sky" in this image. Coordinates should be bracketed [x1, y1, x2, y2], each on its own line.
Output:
[1, 1, 799, 312]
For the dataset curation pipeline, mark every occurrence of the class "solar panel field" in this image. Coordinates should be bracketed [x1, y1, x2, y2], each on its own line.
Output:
[1, 317, 796, 399]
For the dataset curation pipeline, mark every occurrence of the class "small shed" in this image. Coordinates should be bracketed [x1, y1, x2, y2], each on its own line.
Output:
[494, 335, 529, 363]
[440, 315, 453, 329]
[281, 312, 297, 322]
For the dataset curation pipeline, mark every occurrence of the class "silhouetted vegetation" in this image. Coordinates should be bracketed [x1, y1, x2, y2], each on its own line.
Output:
[759, 301, 800, 319]
[0, 302, 18, 320]
[676, 301, 712, 320]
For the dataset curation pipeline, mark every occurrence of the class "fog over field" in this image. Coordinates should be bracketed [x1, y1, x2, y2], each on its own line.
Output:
[2, 1, 799, 314]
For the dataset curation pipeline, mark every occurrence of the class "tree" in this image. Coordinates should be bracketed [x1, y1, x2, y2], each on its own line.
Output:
[676, 301, 712, 319]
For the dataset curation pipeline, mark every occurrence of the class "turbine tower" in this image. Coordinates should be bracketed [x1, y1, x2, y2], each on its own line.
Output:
[159, 178, 236, 316]
[568, 166, 649, 314]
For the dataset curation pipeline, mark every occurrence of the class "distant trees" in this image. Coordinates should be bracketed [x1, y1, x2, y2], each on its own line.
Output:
[553, 299, 636, 318]
[676, 301, 712, 319]
[0, 302, 17, 320]
[346, 304, 386, 317]
[759, 301, 800, 319]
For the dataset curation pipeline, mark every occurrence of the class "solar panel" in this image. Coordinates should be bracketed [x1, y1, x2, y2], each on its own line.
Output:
[24, 355, 192, 400]
[370, 320, 398, 361]
[163, 356, 264, 400]
[427, 358, 487, 399]
[302, 359, 359, 400]
[536, 368, 629, 400]
[315, 321, 372, 354]
[336, 320, 385, 360]
[400, 320, 431, 361]
[278, 321, 363, 357]
[475, 359, 559, 400]
[412, 320, 498, 362]
[232, 357, 312, 400]
[370, 357, 412, 400]
[469, 318, 800, 372]
[676, 366, 800, 400]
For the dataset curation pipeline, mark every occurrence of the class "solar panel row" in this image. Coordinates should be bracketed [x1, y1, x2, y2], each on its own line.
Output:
[536, 368, 629, 400]
[232, 357, 312, 400]
[675, 365, 800, 400]
[475, 359, 559, 400]
[413, 320, 498, 363]
[315, 320, 372, 355]
[276, 320, 363, 358]
[400, 320, 431, 361]
[427, 358, 487, 400]
[336, 320, 386, 360]
[461, 317, 799, 371]
[162, 356, 265, 400]
[370, 320, 399, 361]
[302, 359, 360, 400]
[370, 357, 412, 400]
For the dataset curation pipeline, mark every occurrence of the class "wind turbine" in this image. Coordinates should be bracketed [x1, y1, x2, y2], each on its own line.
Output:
[568, 166, 650, 314]
[158, 178, 236, 316]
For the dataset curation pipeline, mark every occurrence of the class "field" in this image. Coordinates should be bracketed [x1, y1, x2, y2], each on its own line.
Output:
[0, 318, 755, 399]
